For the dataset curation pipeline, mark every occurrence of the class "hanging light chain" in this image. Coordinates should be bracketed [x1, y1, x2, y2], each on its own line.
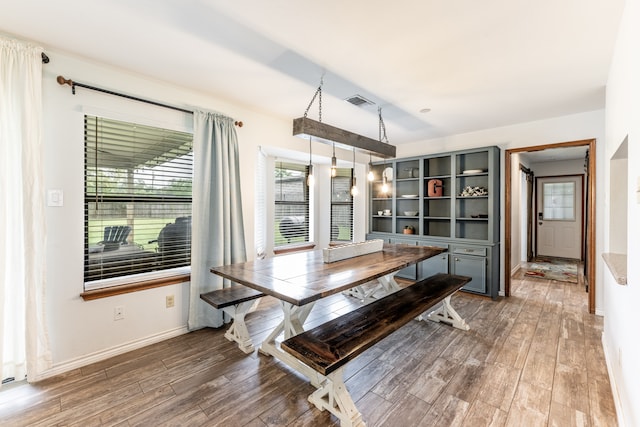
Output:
[378, 106, 389, 144]
[303, 75, 324, 123]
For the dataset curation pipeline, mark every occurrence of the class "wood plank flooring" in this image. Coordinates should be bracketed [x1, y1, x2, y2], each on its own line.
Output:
[0, 272, 617, 426]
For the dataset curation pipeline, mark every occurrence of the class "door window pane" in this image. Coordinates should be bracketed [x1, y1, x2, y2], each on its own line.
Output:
[542, 182, 575, 220]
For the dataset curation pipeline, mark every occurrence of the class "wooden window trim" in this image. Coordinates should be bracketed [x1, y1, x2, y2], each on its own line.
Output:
[273, 243, 316, 255]
[80, 273, 190, 301]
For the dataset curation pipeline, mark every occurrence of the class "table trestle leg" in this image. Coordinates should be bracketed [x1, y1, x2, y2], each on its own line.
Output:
[343, 273, 400, 304]
[424, 295, 470, 331]
[308, 366, 366, 427]
[259, 301, 324, 388]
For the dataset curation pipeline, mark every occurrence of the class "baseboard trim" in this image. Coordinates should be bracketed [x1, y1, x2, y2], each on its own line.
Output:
[511, 263, 521, 276]
[601, 332, 626, 427]
[31, 325, 189, 382]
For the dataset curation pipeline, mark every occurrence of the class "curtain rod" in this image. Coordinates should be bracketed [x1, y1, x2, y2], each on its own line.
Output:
[56, 75, 243, 127]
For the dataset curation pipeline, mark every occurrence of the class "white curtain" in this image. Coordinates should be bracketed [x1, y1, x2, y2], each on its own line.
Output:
[0, 37, 52, 385]
[189, 111, 247, 329]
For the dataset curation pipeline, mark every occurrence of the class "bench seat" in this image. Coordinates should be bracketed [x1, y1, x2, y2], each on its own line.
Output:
[200, 286, 265, 353]
[281, 273, 471, 426]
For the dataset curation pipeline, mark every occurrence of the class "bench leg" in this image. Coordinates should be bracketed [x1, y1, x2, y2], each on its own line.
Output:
[308, 367, 365, 427]
[221, 300, 260, 354]
[424, 295, 470, 331]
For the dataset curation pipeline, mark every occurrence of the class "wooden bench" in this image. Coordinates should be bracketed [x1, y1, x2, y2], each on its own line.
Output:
[200, 286, 265, 354]
[281, 273, 471, 427]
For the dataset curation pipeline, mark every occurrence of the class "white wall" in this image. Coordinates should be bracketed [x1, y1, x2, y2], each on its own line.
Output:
[603, 0, 640, 425]
[39, 49, 368, 376]
[396, 110, 605, 306]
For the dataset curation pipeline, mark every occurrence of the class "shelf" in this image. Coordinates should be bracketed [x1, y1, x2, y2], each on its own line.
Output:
[456, 217, 489, 221]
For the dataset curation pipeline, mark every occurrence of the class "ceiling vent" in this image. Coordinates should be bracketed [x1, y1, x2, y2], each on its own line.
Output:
[344, 94, 375, 107]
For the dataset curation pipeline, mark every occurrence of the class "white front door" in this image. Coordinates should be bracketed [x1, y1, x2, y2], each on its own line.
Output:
[536, 176, 583, 259]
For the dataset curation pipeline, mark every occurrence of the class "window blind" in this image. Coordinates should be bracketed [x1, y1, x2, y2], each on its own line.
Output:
[331, 168, 354, 242]
[84, 115, 193, 284]
[274, 161, 310, 247]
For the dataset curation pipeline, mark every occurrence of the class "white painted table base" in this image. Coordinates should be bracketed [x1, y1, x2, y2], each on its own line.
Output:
[342, 273, 400, 304]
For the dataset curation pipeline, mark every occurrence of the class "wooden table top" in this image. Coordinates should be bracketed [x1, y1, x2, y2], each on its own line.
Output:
[210, 243, 445, 306]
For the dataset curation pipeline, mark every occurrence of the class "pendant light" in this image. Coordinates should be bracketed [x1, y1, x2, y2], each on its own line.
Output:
[367, 153, 375, 181]
[293, 75, 396, 159]
[331, 143, 337, 177]
[307, 136, 314, 187]
[350, 148, 358, 196]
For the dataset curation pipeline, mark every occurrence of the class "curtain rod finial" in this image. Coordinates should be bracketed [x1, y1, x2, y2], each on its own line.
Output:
[235, 121, 243, 128]
[56, 75, 73, 86]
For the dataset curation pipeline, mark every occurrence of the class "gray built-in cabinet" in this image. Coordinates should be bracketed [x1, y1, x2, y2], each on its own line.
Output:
[367, 146, 500, 299]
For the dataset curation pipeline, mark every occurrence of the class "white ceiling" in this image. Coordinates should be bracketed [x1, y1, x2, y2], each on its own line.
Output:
[0, 0, 625, 145]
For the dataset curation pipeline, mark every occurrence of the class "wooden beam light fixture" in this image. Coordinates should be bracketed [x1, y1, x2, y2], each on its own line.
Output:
[292, 78, 396, 159]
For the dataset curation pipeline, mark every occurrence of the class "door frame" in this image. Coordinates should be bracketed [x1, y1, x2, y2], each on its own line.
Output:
[534, 174, 585, 259]
[505, 138, 596, 313]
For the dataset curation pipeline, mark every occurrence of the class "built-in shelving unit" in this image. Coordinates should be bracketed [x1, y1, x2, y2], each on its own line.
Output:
[367, 146, 500, 299]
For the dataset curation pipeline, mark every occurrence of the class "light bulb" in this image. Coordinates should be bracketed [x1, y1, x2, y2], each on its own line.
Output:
[381, 176, 388, 193]
[331, 155, 337, 177]
[350, 177, 358, 196]
[367, 169, 374, 181]
[307, 164, 314, 187]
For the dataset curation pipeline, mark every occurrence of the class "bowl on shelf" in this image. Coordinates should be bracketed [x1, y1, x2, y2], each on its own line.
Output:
[401, 194, 418, 198]
[403, 211, 418, 216]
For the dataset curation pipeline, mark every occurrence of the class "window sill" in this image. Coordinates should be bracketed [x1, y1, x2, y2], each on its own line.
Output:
[602, 253, 627, 286]
[80, 273, 191, 300]
[274, 243, 316, 255]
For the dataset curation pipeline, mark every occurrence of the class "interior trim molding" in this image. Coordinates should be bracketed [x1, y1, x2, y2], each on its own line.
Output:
[602, 332, 627, 427]
[30, 326, 189, 382]
[504, 138, 596, 313]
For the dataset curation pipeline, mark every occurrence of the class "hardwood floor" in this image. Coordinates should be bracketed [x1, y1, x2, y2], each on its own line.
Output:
[0, 273, 617, 426]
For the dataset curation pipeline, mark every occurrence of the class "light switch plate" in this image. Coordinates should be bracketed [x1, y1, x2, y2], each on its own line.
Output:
[47, 189, 64, 207]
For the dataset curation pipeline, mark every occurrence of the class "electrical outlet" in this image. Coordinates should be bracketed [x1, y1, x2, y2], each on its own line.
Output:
[114, 306, 124, 321]
[166, 295, 175, 308]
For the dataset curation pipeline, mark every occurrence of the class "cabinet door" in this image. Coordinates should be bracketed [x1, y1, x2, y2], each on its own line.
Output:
[390, 238, 417, 280]
[451, 254, 486, 294]
[419, 253, 449, 279]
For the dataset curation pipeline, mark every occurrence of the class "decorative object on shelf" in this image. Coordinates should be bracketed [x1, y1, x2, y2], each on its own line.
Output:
[383, 209, 391, 216]
[382, 167, 394, 182]
[322, 239, 384, 263]
[471, 214, 489, 218]
[403, 226, 415, 234]
[401, 194, 418, 198]
[427, 179, 443, 197]
[462, 169, 485, 174]
[459, 186, 488, 197]
[404, 167, 419, 178]
[403, 211, 418, 216]
[377, 210, 383, 215]
[292, 76, 396, 158]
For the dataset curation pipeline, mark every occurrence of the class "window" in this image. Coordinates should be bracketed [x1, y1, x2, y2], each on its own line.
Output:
[274, 161, 310, 247]
[542, 181, 575, 220]
[84, 115, 193, 287]
[331, 168, 353, 242]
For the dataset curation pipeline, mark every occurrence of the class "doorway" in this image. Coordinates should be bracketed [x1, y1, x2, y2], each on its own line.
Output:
[505, 139, 596, 313]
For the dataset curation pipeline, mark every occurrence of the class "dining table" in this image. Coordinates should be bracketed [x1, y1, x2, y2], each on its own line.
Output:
[210, 242, 446, 385]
